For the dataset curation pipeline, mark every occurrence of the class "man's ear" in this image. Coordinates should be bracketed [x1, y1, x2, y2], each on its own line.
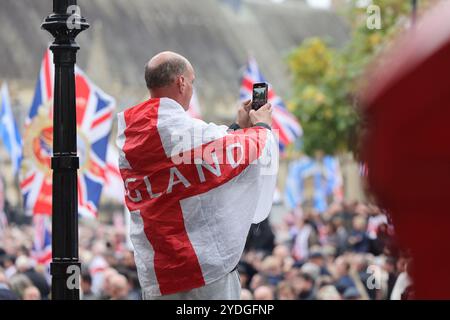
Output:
[178, 75, 185, 93]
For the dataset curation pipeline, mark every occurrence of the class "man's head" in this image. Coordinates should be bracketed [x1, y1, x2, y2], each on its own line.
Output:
[145, 51, 195, 110]
[23, 286, 41, 300]
[15, 255, 31, 273]
[109, 273, 129, 300]
[253, 286, 274, 300]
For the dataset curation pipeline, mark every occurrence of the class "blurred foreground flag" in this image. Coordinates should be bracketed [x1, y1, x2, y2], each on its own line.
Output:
[0, 83, 23, 175]
[240, 57, 302, 153]
[187, 89, 202, 119]
[20, 49, 115, 218]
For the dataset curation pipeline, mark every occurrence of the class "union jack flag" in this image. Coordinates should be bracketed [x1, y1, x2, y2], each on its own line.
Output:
[20, 49, 115, 219]
[240, 57, 302, 152]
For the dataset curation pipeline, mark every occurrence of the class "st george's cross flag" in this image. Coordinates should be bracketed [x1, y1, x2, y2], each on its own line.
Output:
[117, 97, 278, 296]
[20, 49, 115, 218]
[104, 89, 203, 204]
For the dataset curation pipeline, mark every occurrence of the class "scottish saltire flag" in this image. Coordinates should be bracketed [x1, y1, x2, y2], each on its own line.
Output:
[323, 155, 344, 202]
[0, 83, 23, 175]
[240, 57, 302, 152]
[284, 156, 313, 210]
[187, 89, 202, 119]
[20, 49, 115, 218]
[284, 156, 343, 213]
[31, 215, 52, 266]
[117, 97, 278, 296]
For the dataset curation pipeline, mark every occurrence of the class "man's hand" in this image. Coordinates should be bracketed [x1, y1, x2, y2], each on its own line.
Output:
[236, 99, 252, 128]
[249, 103, 272, 127]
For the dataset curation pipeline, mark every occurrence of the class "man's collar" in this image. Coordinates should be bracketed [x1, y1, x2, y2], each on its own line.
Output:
[159, 97, 185, 112]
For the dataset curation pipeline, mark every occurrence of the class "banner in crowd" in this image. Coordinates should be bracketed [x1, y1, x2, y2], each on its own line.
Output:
[20, 49, 115, 218]
[0, 82, 23, 175]
[240, 57, 303, 152]
[284, 155, 343, 213]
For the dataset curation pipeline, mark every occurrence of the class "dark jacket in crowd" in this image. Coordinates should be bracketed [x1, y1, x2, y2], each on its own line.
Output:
[24, 268, 50, 299]
[245, 218, 275, 254]
[0, 284, 18, 300]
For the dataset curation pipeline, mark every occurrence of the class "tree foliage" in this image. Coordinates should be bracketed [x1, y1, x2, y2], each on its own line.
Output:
[287, 0, 416, 155]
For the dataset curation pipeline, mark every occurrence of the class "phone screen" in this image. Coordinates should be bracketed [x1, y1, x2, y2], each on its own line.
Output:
[252, 83, 268, 110]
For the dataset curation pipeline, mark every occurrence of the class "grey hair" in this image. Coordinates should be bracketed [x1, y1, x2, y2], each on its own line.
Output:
[145, 58, 187, 89]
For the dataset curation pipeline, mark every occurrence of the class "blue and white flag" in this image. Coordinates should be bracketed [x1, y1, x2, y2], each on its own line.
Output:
[284, 155, 343, 213]
[0, 83, 22, 175]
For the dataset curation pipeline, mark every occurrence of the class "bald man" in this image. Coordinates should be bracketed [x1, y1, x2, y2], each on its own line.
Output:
[117, 51, 277, 300]
[144, 52, 272, 128]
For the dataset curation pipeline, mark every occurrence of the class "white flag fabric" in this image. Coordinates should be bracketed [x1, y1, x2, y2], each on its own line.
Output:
[103, 144, 125, 201]
[117, 97, 278, 296]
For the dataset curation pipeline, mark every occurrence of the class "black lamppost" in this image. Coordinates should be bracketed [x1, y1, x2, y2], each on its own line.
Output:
[41, 0, 89, 300]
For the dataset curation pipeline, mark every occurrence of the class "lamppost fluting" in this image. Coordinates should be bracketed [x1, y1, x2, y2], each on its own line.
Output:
[41, 0, 89, 300]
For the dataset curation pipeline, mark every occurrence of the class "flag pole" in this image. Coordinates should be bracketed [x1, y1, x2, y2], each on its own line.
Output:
[41, 0, 89, 300]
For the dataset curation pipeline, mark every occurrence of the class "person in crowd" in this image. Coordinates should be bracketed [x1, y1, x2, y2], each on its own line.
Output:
[81, 272, 98, 300]
[109, 273, 129, 300]
[240, 288, 253, 300]
[22, 286, 41, 300]
[254, 286, 274, 300]
[332, 256, 356, 295]
[276, 281, 296, 300]
[293, 272, 316, 300]
[0, 270, 17, 300]
[15, 255, 50, 299]
[348, 216, 370, 253]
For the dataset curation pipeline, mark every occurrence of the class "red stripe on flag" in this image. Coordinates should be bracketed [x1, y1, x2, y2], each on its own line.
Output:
[44, 51, 52, 100]
[75, 75, 91, 127]
[78, 177, 84, 206]
[241, 77, 254, 92]
[268, 89, 275, 100]
[91, 111, 113, 129]
[107, 163, 121, 177]
[36, 250, 52, 265]
[20, 173, 36, 189]
[33, 178, 52, 216]
[272, 116, 290, 146]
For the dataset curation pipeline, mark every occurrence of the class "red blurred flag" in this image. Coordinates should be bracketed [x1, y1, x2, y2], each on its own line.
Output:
[362, 1, 450, 299]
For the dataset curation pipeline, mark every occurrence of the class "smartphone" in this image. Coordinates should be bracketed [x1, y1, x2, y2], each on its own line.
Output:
[252, 82, 269, 110]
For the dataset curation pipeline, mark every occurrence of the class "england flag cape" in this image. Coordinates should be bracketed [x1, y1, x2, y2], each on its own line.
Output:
[117, 97, 278, 296]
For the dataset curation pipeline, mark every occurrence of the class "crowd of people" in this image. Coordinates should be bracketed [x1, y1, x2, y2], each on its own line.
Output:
[0, 201, 412, 300]
[241, 201, 412, 300]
